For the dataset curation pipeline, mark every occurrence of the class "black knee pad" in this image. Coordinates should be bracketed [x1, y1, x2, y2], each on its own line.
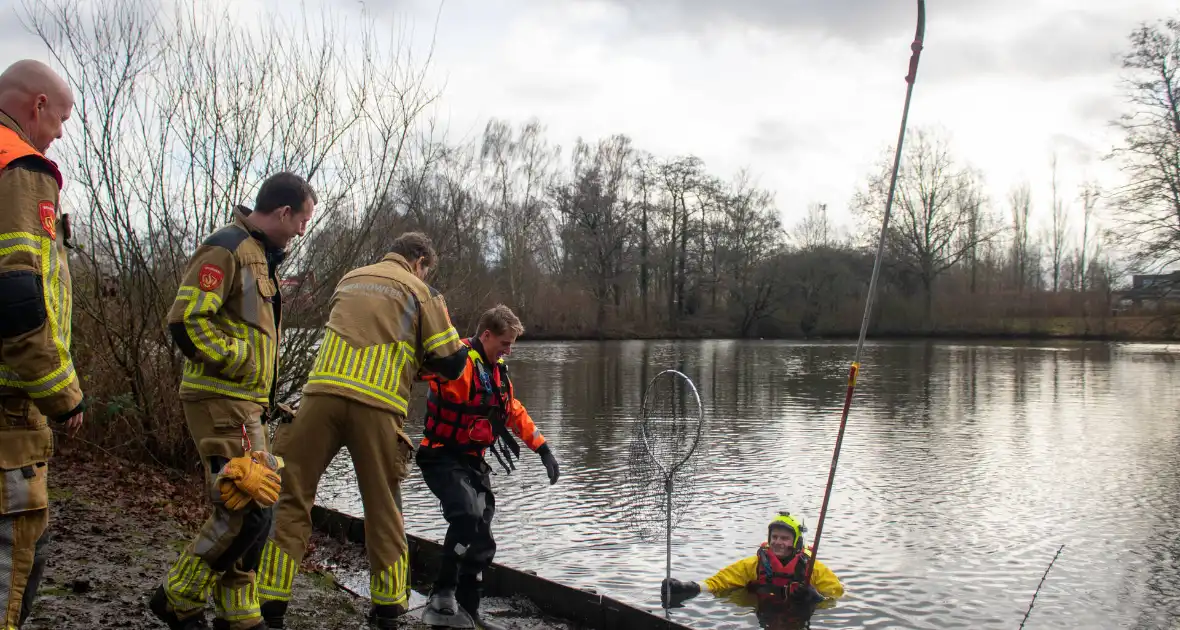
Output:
[261, 599, 288, 627]
[18, 526, 51, 625]
[239, 506, 274, 572]
[209, 505, 274, 572]
[449, 516, 483, 545]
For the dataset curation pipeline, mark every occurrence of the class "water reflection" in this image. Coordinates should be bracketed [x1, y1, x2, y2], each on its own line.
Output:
[314, 340, 1180, 629]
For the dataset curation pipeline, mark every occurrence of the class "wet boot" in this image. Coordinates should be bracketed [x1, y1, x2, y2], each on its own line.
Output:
[260, 600, 287, 628]
[367, 603, 407, 629]
[456, 582, 506, 630]
[421, 586, 474, 629]
[148, 585, 209, 629]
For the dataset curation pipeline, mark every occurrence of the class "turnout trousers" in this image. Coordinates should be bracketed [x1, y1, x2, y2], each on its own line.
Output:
[159, 398, 272, 630]
[256, 393, 413, 613]
[0, 396, 51, 630]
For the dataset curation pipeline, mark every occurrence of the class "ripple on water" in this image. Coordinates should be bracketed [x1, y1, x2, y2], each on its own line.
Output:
[311, 340, 1180, 629]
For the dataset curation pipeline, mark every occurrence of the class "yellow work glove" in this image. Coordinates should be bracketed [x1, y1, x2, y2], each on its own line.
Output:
[216, 451, 284, 510]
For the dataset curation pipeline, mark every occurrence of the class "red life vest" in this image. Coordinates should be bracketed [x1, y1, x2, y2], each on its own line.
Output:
[748, 542, 810, 601]
[422, 339, 512, 450]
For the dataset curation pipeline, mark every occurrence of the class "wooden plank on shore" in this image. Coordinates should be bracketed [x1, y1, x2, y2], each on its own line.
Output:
[309, 505, 693, 630]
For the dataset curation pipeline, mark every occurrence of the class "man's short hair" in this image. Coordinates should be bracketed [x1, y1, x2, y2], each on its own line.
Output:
[390, 232, 437, 268]
[477, 304, 525, 338]
[254, 172, 317, 214]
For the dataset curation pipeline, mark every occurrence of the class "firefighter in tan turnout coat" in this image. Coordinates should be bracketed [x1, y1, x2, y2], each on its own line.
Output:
[150, 173, 317, 630]
[256, 232, 469, 629]
[0, 59, 85, 630]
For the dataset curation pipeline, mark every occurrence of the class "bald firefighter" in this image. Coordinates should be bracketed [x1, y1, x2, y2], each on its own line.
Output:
[0, 59, 85, 629]
[150, 173, 317, 630]
[256, 232, 468, 629]
[419, 305, 560, 630]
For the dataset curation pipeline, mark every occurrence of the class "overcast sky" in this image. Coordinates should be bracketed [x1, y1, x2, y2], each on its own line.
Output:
[3, 0, 1177, 244]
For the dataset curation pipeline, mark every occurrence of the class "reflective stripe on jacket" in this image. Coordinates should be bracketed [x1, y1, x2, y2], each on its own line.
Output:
[301, 252, 464, 416]
[0, 112, 83, 472]
[166, 206, 284, 404]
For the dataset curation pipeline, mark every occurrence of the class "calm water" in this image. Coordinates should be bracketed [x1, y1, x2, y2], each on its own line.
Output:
[315, 339, 1180, 629]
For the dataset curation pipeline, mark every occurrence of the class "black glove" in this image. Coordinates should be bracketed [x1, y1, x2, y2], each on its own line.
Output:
[796, 583, 825, 606]
[660, 578, 700, 607]
[537, 443, 560, 485]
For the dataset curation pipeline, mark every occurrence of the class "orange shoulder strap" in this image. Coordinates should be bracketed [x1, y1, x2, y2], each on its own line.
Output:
[0, 125, 62, 189]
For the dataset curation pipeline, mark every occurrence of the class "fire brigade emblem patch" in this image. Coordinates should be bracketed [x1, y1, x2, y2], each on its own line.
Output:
[198, 264, 225, 292]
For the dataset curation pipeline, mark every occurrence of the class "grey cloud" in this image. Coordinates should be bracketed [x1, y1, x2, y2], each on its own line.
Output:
[744, 118, 805, 156]
[0, 9, 51, 70]
[575, 0, 1022, 43]
[921, 10, 1131, 83]
[1074, 92, 1123, 125]
[508, 75, 598, 103]
[1048, 133, 1100, 166]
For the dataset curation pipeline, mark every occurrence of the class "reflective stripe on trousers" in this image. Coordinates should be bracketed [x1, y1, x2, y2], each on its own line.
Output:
[164, 551, 216, 615]
[213, 580, 262, 624]
[256, 540, 296, 603]
[370, 548, 411, 607]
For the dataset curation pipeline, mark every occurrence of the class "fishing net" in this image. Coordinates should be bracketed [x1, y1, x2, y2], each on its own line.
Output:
[621, 369, 704, 607]
[623, 370, 705, 542]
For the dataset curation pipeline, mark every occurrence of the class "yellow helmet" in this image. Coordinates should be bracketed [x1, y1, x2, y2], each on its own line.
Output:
[768, 511, 806, 551]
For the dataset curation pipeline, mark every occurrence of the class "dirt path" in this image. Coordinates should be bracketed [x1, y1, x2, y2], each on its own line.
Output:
[21, 449, 384, 629]
[24, 449, 574, 630]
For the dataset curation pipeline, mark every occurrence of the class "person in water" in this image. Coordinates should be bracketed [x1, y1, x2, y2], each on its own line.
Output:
[661, 512, 844, 607]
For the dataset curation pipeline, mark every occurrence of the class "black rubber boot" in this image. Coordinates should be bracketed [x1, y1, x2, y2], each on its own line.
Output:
[148, 585, 209, 629]
[456, 580, 506, 630]
[421, 586, 474, 629]
[367, 603, 407, 629]
[260, 599, 287, 628]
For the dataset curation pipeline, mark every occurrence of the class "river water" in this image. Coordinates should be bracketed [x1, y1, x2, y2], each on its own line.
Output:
[314, 339, 1180, 629]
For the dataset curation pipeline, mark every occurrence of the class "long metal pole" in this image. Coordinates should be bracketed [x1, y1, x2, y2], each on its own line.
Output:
[805, 0, 926, 585]
[665, 477, 673, 605]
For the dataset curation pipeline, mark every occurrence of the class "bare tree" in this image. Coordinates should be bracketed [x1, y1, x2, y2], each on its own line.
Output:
[793, 202, 834, 250]
[1109, 17, 1180, 272]
[1049, 154, 1070, 291]
[1077, 181, 1101, 292]
[554, 135, 636, 335]
[715, 172, 783, 335]
[957, 173, 992, 293]
[633, 152, 657, 324]
[658, 156, 704, 327]
[23, 0, 439, 463]
[480, 119, 560, 320]
[1009, 182, 1033, 292]
[853, 127, 992, 326]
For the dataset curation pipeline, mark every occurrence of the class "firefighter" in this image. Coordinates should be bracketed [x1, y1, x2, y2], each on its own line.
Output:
[256, 232, 469, 630]
[418, 305, 561, 630]
[0, 59, 85, 629]
[149, 172, 317, 630]
[660, 512, 844, 608]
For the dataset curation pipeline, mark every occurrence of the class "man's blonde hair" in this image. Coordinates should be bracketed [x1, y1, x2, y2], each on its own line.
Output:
[476, 304, 524, 338]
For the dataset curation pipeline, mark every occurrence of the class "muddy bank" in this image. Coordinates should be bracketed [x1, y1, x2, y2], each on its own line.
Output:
[25, 448, 573, 629]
